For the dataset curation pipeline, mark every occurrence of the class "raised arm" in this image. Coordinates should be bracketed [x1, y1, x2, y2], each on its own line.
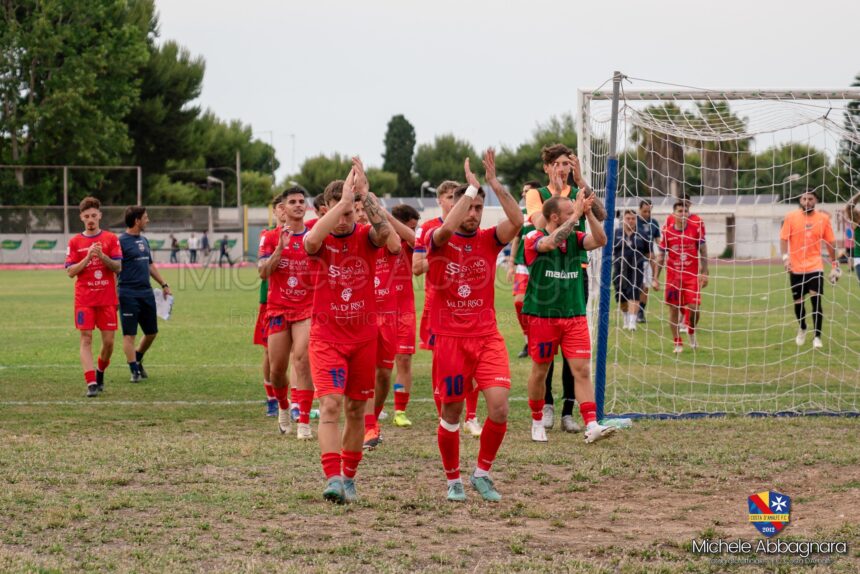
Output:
[484, 148, 523, 244]
[581, 195, 607, 251]
[432, 158, 477, 248]
[385, 211, 415, 247]
[259, 228, 289, 279]
[537, 192, 586, 253]
[305, 169, 356, 255]
[352, 157, 394, 249]
[570, 153, 607, 222]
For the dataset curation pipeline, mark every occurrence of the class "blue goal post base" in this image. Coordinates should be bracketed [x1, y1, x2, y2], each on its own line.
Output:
[606, 411, 860, 420]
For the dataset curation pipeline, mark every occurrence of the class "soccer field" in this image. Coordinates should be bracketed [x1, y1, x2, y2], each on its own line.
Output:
[1, 267, 858, 572]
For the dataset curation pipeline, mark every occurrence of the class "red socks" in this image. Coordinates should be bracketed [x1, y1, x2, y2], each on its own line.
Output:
[341, 450, 362, 479]
[476, 418, 507, 473]
[374, 404, 384, 420]
[97, 357, 109, 372]
[528, 399, 545, 421]
[264, 382, 276, 400]
[84, 370, 96, 385]
[466, 389, 479, 420]
[293, 389, 314, 424]
[437, 423, 461, 480]
[580, 401, 597, 426]
[394, 390, 409, 411]
[514, 300, 529, 335]
[273, 386, 290, 410]
[321, 452, 341, 479]
[364, 413, 378, 432]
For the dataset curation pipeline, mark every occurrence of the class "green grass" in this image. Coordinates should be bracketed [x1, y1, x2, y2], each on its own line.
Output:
[0, 266, 859, 573]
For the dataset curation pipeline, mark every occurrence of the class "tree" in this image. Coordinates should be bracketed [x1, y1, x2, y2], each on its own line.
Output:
[495, 114, 578, 194]
[382, 114, 415, 196]
[693, 101, 750, 196]
[288, 153, 397, 199]
[413, 134, 480, 187]
[0, 0, 150, 205]
[840, 72, 860, 189]
[630, 104, 688, 198]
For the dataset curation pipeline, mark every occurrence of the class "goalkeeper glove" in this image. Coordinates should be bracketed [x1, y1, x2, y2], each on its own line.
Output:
[828, 266, 842, 285]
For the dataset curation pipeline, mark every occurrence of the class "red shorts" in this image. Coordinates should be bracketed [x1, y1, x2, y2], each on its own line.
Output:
[253, 303, 268, 346]
[432, 331, 511, 403]
[309, 337, 377, 400]
[418, 305, 435, 350]
[74, 305, 118, 331]
[396, 310, 416, 355]
[266, 307, 311, 338]
[665, 275, 701, 307]
[527, 315, 590, 362]
[376, 312, 398, 369]
[512, 267, 529, 296]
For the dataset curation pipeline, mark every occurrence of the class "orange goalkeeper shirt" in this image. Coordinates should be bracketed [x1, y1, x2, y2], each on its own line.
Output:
[779, 210, 835, 273]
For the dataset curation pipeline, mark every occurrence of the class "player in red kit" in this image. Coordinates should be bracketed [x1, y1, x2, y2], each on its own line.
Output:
[65, 197, 122, 397]
[653, 200, 709, 353]
[412, 181, 483, 434]
[304, 157, 395, 504]
[360, 199, 404, 450]
[427, 149, 523, 502]
[388, 205, 420, 428]
[258, 187, 316, 439]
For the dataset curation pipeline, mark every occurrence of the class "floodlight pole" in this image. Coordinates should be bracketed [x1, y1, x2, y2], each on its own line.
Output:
[594, 71, 623, 422]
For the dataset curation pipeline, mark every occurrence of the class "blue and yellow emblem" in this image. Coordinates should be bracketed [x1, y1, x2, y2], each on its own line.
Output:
[747, 490, 790, 538]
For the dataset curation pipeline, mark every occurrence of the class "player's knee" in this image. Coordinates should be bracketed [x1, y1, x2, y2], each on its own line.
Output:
[319, 396, 341, 418]
[486, 400, 509, 423]
[80, 332, 93, 346]
[343, 399, 365, 419]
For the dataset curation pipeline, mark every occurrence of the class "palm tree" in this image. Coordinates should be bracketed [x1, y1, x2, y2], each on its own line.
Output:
[630, 103, 690, 198]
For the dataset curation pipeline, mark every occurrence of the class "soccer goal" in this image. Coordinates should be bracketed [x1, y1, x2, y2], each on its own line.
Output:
[580, 73, 860, 418]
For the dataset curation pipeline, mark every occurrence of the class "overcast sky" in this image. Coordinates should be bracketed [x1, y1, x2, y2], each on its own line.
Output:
[157, 0, 859, 180]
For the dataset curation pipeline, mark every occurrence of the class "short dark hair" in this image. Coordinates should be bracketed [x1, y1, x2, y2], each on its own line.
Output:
[672, 200, 688, 211]
[453, 184, 485, 201]
[542, 196, 568, 222]
[79, 196, 101, 212]
[639, 199, 652, 209]
[800, 188, 819, 201]
[624, 209, 636, 217]
[523, 180, 542, 190]
[124, 206, 147, 228]
[391, 204, 420, 223]
[313, 195, 326, 211]
[541, 144, 574, 165]
[284, 185, 306, 199]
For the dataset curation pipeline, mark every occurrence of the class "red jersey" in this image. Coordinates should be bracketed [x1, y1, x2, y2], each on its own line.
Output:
[394, 241, 415, 313]
[374, 245, 400, 314]
[659, 219, 706, 279]
[305, 218, 318, 228]
[426, 227, 506, 337]
[415, 216, 444, 306]
[258, 226, 314, 316]
[306, 223, 379, 343]
[65, 231, 122, 307]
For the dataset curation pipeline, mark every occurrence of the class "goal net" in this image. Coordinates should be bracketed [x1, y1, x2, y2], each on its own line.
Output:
[580, 77, 860, 417]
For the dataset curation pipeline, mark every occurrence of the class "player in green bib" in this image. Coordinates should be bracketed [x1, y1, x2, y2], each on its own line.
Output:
[522, 192, 616, 445]
[846, 191, 860, 285]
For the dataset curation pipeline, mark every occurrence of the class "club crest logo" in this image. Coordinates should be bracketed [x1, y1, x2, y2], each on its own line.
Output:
[94, 270, 103, 280]
[138, 243, 145, 251]
[457, 284, 471, 298]
[341, 288, 353, 302]
[374, 276, 380, 288]
[287, 276, 298, 288]
[748, 490, 790, 538]
[464, 244, 473, 253]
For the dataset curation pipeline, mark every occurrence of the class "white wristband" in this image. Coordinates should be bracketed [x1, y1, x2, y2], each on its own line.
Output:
[464, 185, 479, 199]
[782, 254, 789, 262]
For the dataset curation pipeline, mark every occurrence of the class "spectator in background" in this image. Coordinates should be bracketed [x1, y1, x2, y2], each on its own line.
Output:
[613, 210, 650, 331]
[169, 234, 179, 263]
[219, 234, 234, 267]
[188, 232, 198, 264]
[636, 200, 661, 323]
[201, 231, 211, 266]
